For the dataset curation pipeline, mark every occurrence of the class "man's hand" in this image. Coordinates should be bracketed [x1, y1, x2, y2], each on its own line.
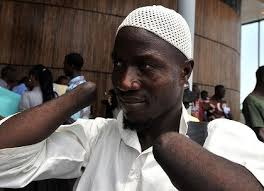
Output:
[73, 82, 97, 109]
[0, 82, 96, 149]
[153, 132, 263, 191]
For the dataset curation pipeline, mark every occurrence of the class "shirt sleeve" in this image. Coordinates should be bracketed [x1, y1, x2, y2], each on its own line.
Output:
[204, 119, 264, 186]
[80, 106, 91, 119]
[0, 117, 107, 188]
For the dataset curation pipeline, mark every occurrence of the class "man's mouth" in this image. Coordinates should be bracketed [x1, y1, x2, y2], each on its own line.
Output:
[118, 96, 145, 104]
[118, 96, 146, 111]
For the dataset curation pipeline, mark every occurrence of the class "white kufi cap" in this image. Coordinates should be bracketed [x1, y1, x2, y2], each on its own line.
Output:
[117, 5, 192, 59]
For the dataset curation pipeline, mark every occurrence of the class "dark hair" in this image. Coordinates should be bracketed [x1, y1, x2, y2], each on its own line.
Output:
[256, 66, 264, 84]
[18, 76, 29, 84]
[64, 53, 84, 70]
[29, 65, 55, 102]
[55, 75, 69, 84]
[201, 90, 208, 99]
[1, 66, 16, 78]
[215, 85, 224, 93]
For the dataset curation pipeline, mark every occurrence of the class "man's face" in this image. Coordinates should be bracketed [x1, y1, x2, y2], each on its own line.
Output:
[27, 74, 35, 90]
[112, 27, 192, 127]
[63, 60, 73, 77]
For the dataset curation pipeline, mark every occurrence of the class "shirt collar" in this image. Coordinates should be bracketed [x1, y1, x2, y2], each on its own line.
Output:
[117, 104, 190, 153]
[69, 76, 85, 86]
[117, 110, 142, 153]
[180, 103, 190, 135]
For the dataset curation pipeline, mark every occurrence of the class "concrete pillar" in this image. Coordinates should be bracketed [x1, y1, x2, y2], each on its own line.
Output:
[177, 0, 196, 90]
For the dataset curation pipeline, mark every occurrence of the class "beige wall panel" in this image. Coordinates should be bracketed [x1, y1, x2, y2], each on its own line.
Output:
[194, 0, 241, 120]
[16, 0, 177, 17]
[0, 2, 14, 64]
[0, 0, 177, 116]
[194, 36, 240, 90]
[195, 0, 240, 51]
[0, 1, 122, 72]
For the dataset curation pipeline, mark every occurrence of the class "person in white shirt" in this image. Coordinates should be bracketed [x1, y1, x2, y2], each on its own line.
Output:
[0, 6, 263, 191]
[19, 65, 56, 111]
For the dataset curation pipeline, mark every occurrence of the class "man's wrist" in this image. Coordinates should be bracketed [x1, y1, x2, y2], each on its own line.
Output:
[70, 82, 96, 110]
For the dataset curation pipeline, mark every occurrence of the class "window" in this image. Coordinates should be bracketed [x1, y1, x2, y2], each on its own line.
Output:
[240, 21, 263, 106]
[260, 21, 264, 66]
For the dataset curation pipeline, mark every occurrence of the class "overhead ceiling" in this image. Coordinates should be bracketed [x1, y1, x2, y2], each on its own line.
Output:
[241, 0, 264, 24]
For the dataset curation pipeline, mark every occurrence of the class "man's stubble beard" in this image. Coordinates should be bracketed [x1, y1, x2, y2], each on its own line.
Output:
[123, 116, 153, 132]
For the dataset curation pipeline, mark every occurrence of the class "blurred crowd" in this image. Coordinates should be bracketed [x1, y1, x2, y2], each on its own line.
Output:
[183, 83, 232, 122]
[183, 66, 264, 142]
[0, 53, 91, 121]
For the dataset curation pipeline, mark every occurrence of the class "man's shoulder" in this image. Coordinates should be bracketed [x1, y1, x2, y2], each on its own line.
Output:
[204, 118, 264, 185]
[243, 94, 264, 107]
[208, 118, 251, 132]
[206, 119, 256, 146]
[56, 117, 120, 141]
[243, 95, 253, 104]
[76, 117, 120, 133]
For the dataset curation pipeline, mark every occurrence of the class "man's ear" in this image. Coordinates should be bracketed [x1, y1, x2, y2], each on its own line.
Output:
[182, 59, 194, 83]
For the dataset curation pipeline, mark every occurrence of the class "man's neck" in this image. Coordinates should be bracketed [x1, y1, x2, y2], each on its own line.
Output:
[137, 105, 182, 151]
[253, 84, 264, 97]
[71, 71, 81, 79]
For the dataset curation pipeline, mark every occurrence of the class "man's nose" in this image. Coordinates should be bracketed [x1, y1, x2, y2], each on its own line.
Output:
[118, 66, 141, 91]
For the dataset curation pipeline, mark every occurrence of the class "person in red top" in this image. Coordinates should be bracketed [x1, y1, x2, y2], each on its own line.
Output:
[206, 85, 232, 121]
[191, 84, 201, 120]
[191, 85, 210, 121]
[199, 90, 210, 121]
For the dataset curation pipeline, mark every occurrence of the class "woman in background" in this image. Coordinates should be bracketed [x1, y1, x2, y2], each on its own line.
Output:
[19, 65, 56, 111]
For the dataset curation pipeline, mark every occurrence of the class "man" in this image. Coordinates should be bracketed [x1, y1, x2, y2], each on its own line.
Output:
[206, 85, 232, 121]
[63, 53, 91, 119]
[0, 6, 263, 190]
[243, 66, 264, 142]
[0, 66, 16, 90]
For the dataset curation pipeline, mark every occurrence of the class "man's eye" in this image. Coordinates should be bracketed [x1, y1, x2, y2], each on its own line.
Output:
[116, 62, 123, 67]
[144, 64, 151, 69]
[140, 63, 153, 70]
[113, 61, 123, 67]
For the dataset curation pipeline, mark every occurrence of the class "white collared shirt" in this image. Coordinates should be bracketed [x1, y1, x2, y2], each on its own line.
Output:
[19, 86, 43, 111]
[68, 76, 86, 91]
[0, 79, 8, 89]
[0, 107, 263, 190]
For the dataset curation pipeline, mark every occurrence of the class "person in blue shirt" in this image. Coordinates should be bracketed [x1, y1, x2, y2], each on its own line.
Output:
[12, 76, 29, 95]
[63, 53, 91, 120]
